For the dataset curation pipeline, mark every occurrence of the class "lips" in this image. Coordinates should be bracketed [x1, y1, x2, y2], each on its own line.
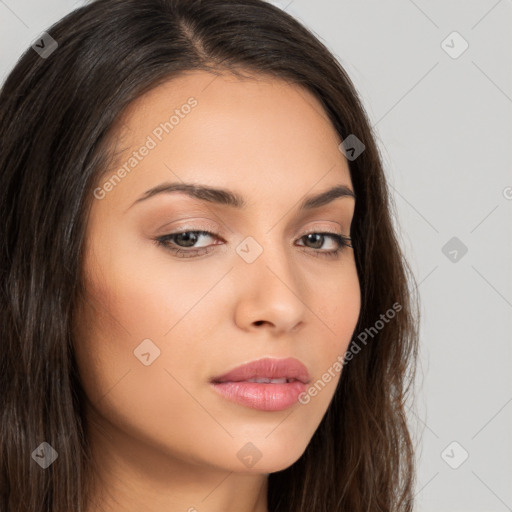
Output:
[211, 357, 311, 385]
[210, 357, 311, 411]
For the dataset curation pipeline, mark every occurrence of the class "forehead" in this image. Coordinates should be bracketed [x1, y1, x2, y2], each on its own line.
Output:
[110, 69, 343, 160]
[97, 69, 352, 211]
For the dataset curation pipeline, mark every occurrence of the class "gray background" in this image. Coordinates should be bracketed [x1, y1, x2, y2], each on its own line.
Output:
[1, 1, 511, 510]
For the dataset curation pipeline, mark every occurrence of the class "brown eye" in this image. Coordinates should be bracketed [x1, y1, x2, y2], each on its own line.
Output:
[154, 230, 220, 258]
[296, 232, 352, 259]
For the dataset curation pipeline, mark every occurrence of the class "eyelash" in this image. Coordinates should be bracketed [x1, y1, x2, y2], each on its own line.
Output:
[153, 229, 353, 260]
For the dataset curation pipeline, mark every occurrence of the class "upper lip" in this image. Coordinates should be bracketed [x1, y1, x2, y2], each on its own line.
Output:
[211, 357, 311, 384]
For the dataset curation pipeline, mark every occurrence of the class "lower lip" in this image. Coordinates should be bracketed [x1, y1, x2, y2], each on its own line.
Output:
[210, 380, 307, 411]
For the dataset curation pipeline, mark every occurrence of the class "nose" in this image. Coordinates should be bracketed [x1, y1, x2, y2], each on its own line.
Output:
[233, 239, 307, 335]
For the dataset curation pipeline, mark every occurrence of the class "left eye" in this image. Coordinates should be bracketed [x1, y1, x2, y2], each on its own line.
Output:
[154, 230, 352, 259]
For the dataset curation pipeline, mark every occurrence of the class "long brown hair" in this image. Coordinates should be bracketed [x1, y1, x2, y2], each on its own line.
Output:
[0, 0, 420, 510]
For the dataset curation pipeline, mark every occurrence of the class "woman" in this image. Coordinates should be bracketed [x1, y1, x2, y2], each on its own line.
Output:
[0, 0, 420, 510]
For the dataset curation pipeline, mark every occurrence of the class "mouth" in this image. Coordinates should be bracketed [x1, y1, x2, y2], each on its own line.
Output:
[210, 357, 311, 411]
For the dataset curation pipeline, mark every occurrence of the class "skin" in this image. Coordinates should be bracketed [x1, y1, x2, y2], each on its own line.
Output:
[73, 70, 361, 512]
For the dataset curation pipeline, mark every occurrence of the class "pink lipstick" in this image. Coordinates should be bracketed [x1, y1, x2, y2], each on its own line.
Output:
[210, 357, 311, 411]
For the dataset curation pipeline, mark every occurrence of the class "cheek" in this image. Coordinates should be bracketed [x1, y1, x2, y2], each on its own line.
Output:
[332, 274, 361, 351]
[72, 253, 216, 462]
[313, 254, 361, 346]
[304, 256, 361, 393]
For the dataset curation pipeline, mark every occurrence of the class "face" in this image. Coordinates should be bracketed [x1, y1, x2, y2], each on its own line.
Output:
[73, 70, 361, 475]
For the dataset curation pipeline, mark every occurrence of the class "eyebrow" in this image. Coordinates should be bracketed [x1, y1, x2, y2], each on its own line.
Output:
[128, 182, 355, 211]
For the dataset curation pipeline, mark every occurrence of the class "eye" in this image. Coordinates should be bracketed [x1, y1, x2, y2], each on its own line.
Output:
[153, 229, 352, 259]
[153, 230, 220, 259]
[296, 231, 352, 259]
